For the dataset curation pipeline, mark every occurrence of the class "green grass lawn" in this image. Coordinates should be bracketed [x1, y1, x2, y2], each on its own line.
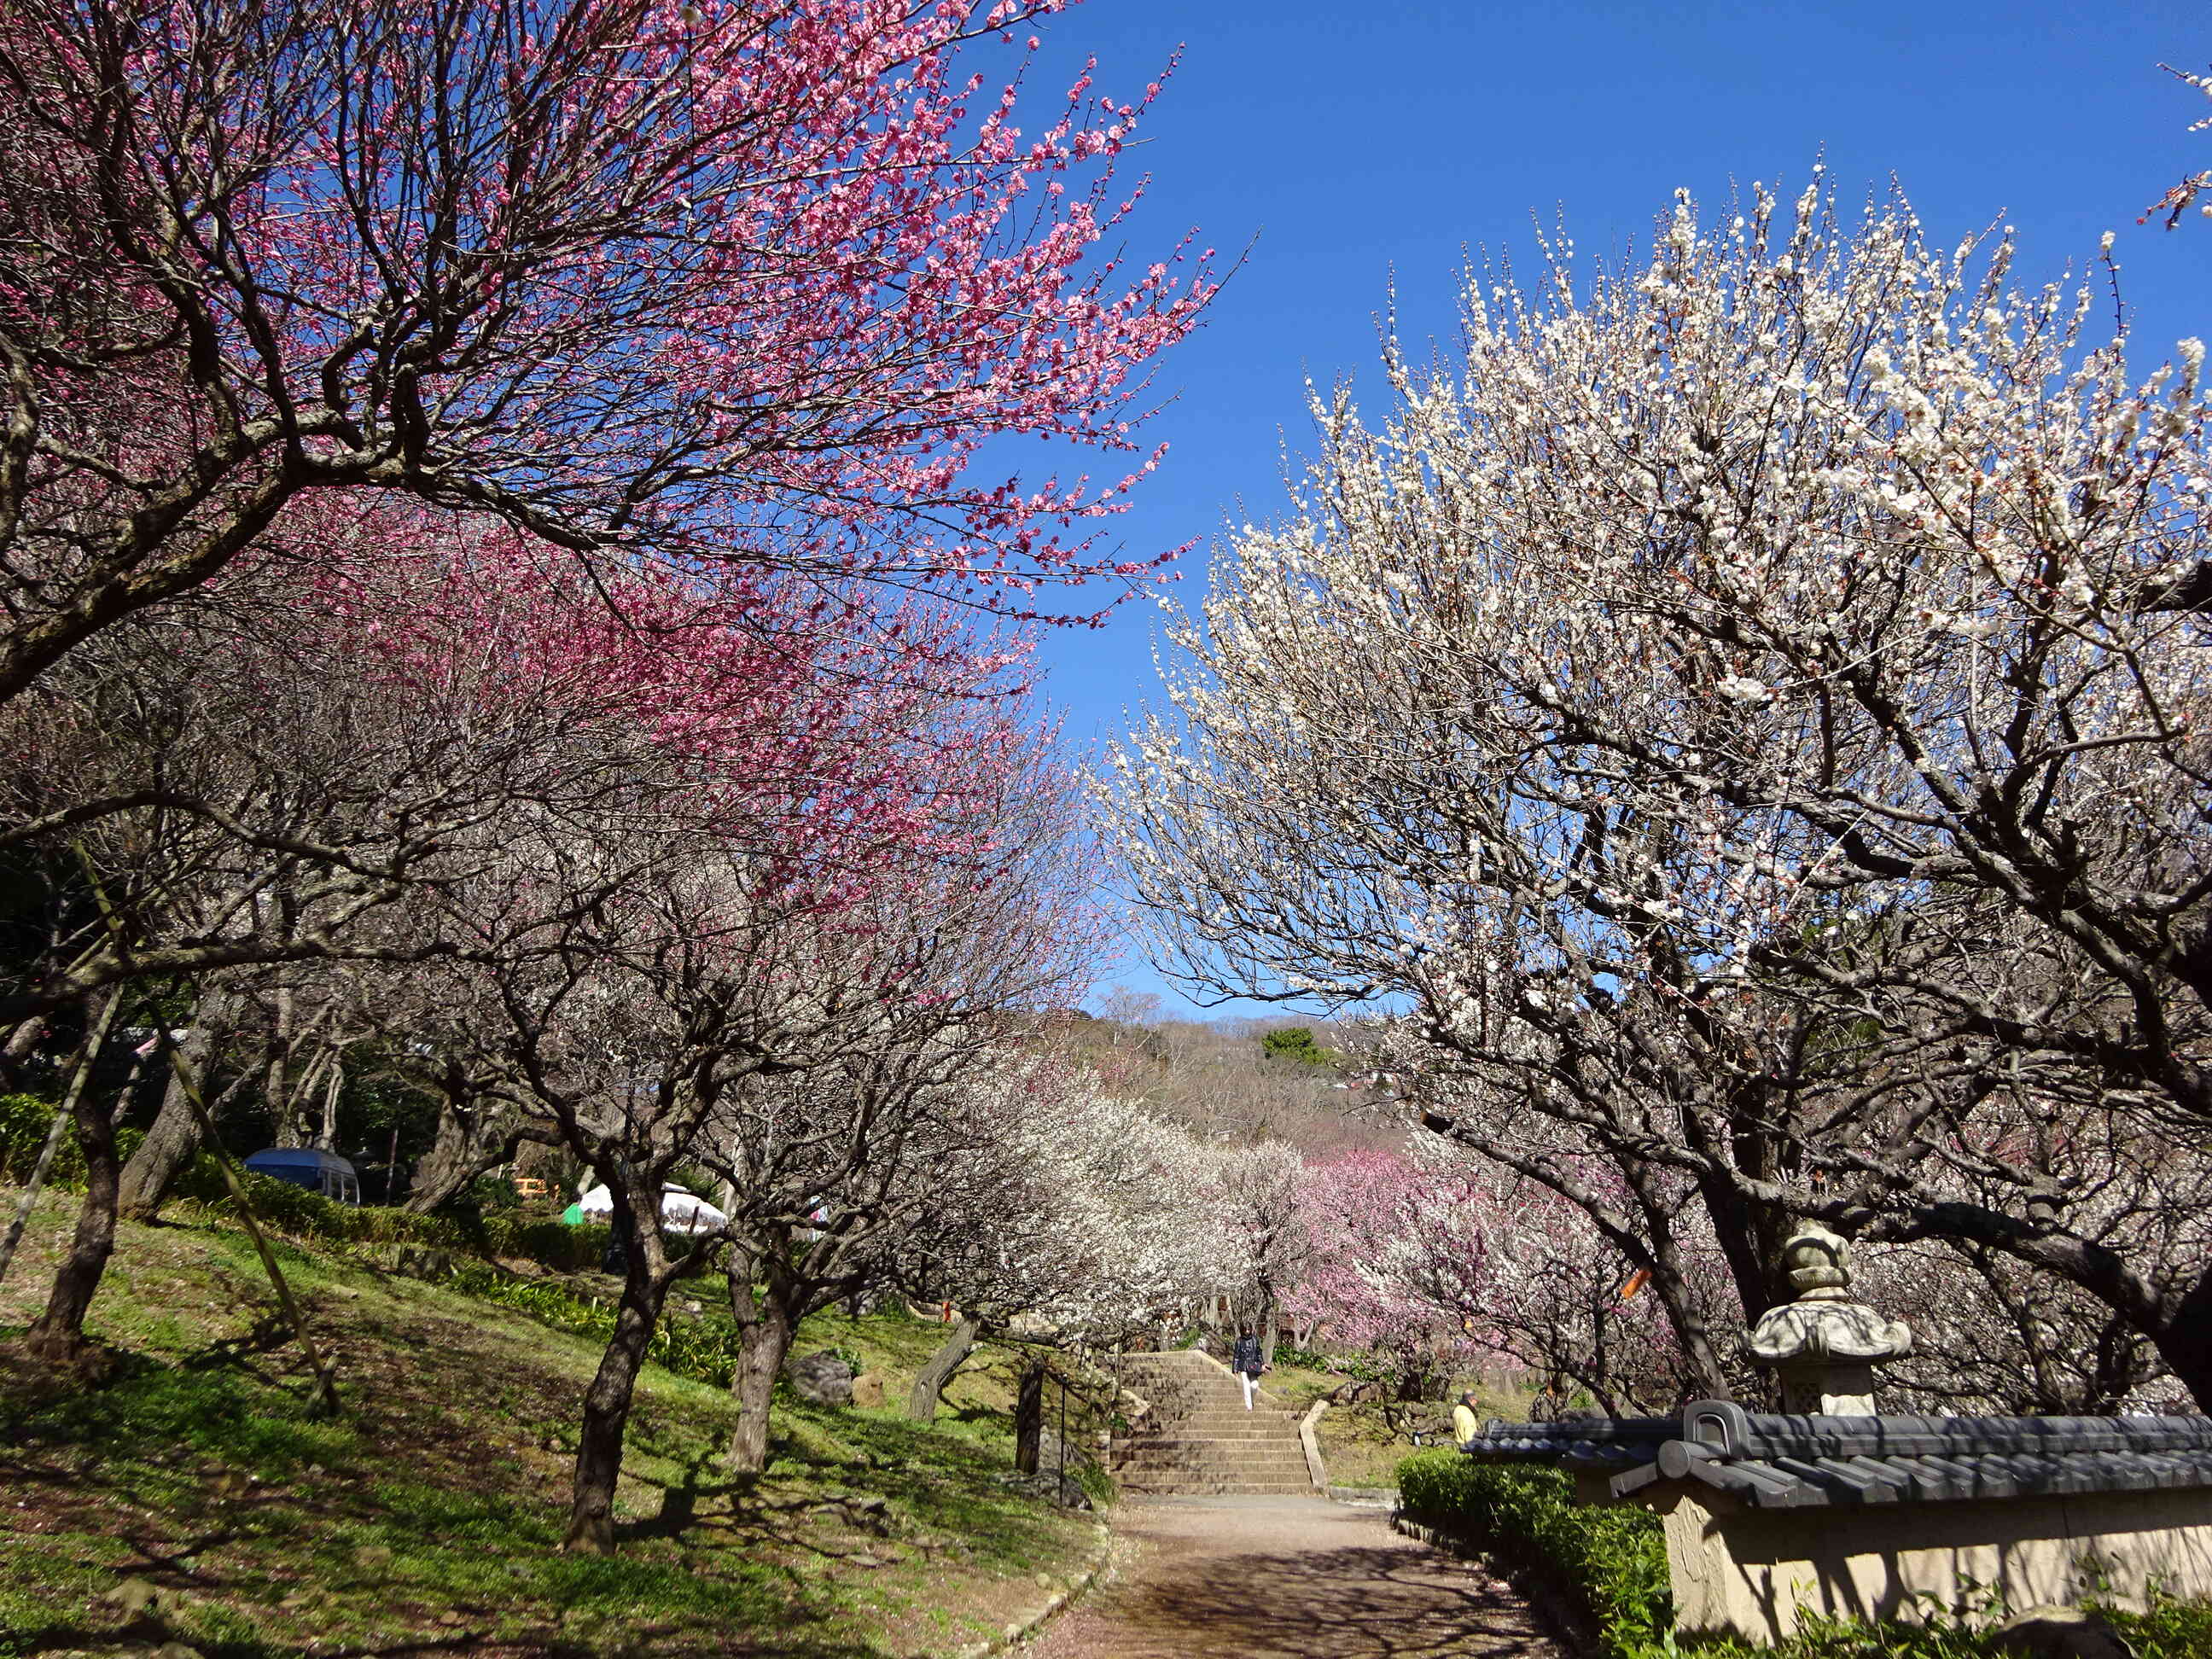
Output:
[0, 1190, 1097, 1657]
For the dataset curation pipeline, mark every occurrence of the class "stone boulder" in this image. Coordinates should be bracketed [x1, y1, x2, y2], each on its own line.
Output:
[1036, 1427, 1097, 1478]
[995, 1470, 1092, 1510]
[783, 1350, 855, 1406]
[1994, 1607, 2134, 1659]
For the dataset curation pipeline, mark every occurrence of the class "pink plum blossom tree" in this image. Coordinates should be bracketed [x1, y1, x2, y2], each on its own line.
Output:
[0, 0, 1214, 705]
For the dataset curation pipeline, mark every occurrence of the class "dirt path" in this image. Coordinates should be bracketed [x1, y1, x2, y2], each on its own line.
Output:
[1027, 1495, 1557, 1658]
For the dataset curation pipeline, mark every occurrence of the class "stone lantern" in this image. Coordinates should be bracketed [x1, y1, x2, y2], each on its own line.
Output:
[1743, 1221, 1912, 1414]
[1457, 1220, 2212, 1643]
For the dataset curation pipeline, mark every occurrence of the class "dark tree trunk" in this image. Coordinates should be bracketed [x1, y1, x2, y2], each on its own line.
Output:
[118, 992, 241, 1222]
[403, 1086, 524, 1214]
[2151, 1268, 2212, 1414]
[1014, 1359, 1045, 1475]
[1694, 1164, 1793, 1324]
[23, 1057, 125, 1368]
[564, 1212, 672, 1553]
[0, 1015, 44, 1093]
[906, 1313, 983, 1422]
[725, 1243, 799, 1476]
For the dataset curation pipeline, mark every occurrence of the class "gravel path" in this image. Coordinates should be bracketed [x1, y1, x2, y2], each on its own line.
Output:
[1026, 1495, 1558, 1658]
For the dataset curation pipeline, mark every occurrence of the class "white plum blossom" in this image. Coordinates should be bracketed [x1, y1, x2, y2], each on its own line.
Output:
[1106, 175, 2212, 1410]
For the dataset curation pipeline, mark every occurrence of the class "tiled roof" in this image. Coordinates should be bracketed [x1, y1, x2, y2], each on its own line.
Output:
[1461, 1415, 1677, 1468]
[1464, 1400, 2212, 1510]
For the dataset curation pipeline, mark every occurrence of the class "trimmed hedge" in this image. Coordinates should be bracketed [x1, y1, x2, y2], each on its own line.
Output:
[1397, 1451, 1669, 1656]
[1395, 1448, 2212, 1658]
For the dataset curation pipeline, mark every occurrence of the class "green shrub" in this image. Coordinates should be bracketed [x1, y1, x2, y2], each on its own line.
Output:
[0, 1093, 61, 1182]
[0, 1093, 144, 1187]
[1396, 1451, 1669, 1657]
[1396, 1449, 2212, 1658]
[169, 1149, 231, 1204]
[443, 1261, 744, 1387]
[196, 1177, 614, 1272]
[2114, 1592, 2212, 1656]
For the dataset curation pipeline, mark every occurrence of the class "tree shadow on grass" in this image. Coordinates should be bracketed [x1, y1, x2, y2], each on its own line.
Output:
[614, 1451, 902, 1578]
[1, 1359, 881, 1657]
[179, 1306, 300, 1372]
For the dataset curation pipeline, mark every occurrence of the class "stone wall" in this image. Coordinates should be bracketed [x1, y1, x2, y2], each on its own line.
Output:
[1650, 1479, 2212, 1640]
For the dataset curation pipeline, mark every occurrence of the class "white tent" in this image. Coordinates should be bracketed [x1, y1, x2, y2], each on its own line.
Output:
[574, 1185, 730, 1234]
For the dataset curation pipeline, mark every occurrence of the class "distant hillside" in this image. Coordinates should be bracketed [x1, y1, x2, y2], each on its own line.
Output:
[1051, 1008, 1408, 1158]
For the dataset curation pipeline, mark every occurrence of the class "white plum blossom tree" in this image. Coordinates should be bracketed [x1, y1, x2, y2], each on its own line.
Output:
[1114, 175, 2212, 1408]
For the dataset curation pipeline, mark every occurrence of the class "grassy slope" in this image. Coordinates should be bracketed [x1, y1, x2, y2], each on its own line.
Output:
[1264, 1362, 1538, 1488]
[0, 1190, 1094, 1658]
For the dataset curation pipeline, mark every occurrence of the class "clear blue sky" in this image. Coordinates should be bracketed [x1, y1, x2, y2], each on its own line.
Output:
[1013, 0, 2212, 1017]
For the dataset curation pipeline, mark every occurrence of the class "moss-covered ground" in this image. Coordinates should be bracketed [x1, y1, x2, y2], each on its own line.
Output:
[0, 1188, 1097, 1657]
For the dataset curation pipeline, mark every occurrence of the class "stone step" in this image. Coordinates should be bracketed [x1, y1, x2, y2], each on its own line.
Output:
[1121, 1380, 1247, 1393]
[1115, 1459, 1313, 1478]
[1115, 1433, 1301, 1451]
[1118, 1480, 1317, 1496]
[1137, 1406, 1280, 1421]
[1108, 1348, 1311, 1496]
[1114, 1447, 1313, 1468]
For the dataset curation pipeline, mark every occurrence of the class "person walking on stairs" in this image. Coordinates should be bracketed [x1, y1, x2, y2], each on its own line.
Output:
[1231, 1326, 1267, 1409]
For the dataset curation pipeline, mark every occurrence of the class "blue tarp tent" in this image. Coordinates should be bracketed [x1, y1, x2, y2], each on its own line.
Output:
[242, 1147, 361, 1204]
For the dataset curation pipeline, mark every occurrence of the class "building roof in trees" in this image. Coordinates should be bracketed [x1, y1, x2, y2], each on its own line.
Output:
[1466, 1400, 2212, 1509]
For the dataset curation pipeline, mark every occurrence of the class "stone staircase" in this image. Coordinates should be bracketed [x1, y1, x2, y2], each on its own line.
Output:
[1109, 1348, 1317, 1497]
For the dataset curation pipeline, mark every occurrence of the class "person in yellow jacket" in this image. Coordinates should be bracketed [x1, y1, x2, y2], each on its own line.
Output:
[1451, 1390, 1481, 1446]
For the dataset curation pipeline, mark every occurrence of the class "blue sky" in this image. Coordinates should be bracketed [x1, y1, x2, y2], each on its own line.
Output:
[1013, 0, 2212, 1016]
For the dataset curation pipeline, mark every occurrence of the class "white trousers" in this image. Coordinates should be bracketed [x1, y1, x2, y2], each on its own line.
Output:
[1239, 1371, 1256, 1410]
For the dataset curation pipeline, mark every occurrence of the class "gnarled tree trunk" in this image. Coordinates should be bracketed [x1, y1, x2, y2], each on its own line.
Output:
[906, 1312, 983, 1422]
[404, 1079, 528, 1214]
[118, 990, 242, 1221]
[1014, 1359, 1045, 1474]
[21, 993, 126, 1370]
[564, 1195, 674, 1553]
[725, 1239, 799, 1475]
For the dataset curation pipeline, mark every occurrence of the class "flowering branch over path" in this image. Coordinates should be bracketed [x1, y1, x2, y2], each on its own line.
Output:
[0, 0, 1214, 701]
